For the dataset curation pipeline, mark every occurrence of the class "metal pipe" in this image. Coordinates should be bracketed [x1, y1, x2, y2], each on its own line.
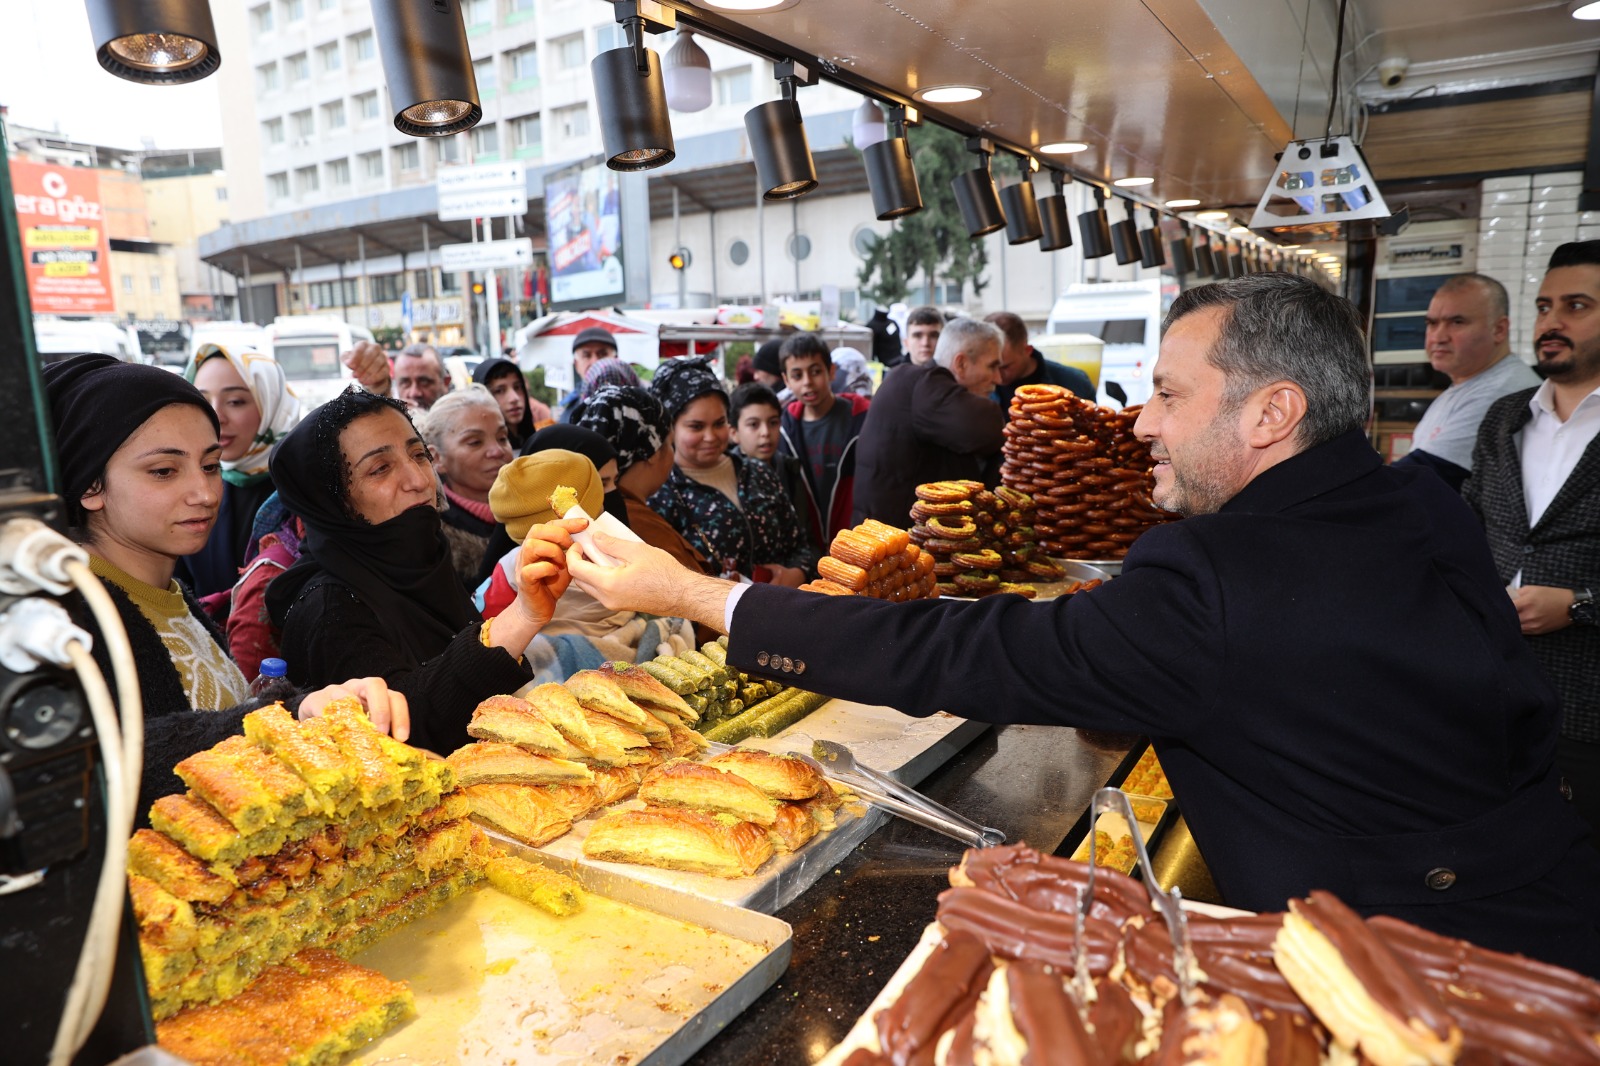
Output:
[357, 232, 370, 329]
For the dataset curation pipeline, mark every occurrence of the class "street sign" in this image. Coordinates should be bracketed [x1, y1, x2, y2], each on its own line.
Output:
[436, 161, 526, 193]
[400, 291, 413, 333]
[438, 187, 529, 221]
[439, 238, 536, 272]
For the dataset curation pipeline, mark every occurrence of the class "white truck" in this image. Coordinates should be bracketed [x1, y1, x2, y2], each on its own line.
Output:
[1045, 279, 1163, 407]
[32, 318, 145, 365]
[267, 316, 375, 409]
[187, 321, 273, 363]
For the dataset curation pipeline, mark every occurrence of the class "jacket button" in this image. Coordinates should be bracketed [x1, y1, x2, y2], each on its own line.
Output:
[1523, 545, 1535, 555]
[793, 660, 806, 675]
[756, 652, 770, 667]
[781, 657, 794, 673]
[1425, 867, 1456, 891]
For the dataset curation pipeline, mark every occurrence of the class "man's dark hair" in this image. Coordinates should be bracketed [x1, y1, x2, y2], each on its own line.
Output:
[983, 311, 1028, 348]
[1435, 273, 1509, 322]
[778, 332, 831, 371]
[1161, 273, 1371, 450]
[1547, 240, 1600, 270]
[906, 305, 943, 328]
[730, 381, 782, 421]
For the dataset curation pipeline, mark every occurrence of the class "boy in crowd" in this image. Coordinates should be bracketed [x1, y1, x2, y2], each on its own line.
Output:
[730, 381, 815, 554]
[777, 334, 871, 546]
[904, 305, 945, 366]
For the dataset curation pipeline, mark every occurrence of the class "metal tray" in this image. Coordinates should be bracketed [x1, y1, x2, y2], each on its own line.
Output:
[348, 842, 792, 1066]
[1047, 557, 1123, 578]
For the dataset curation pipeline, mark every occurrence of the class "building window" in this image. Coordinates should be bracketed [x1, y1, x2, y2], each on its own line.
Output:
[281, 0, 304, 21]
[473, 57, 497, 96]
[511, 113, 541, 157]
[506, 0, 535, 15]
[359, 150, 384, 179]
[552, 33, 585, 71]
[291, 109, 314, 139]
[256, 62, 279, 93]
[715, 66, 752, 107]
[787, 234, 812, 261]
[251, 4, 274, 33]
[268, 172, 290, 199]
[122, 274, 134, 293]
[150, 275, 162, 293]
[327, 157, 351, 186]
[594, 23, 624, 52]
[728, 239, 749, 266]
[413, 269, 435, 298]
[263, 117, 285, 146]
[355, 91, 380, 121]
[435, 137, 461, 164]
[472, 123, 499, 157]
[317, 41, 341, 73]
[216, 187, 228, 202]
[553, 103, 588, 140]
[370, 274, 405, 302]
[317, 0, 336, 10]
[507, 45, 538, 85]
[393, 142, 419, 172]
[439, 271, 462, 294]
[349, 30, 375, 63]
[285, 52, 309, 83]
[295, 165, 320, 194]
[851, 226, 880, 259]
[308, 279, 359, 308]
[461, 0, 492, 28]
[321, 99, 346, 129]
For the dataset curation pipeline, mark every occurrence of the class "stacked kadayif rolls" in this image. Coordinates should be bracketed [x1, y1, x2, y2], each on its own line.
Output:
[1000, 384, 1176, 560]
[908, 480, 1064, 597]
[802, 518, 938, 600]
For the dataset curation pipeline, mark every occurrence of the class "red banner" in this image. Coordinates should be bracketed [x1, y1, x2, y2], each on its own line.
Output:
[10, 160, 116, 315]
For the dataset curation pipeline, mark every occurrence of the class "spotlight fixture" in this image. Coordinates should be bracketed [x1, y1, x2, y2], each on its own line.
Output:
[592, 0, 677, 168]
[1195, 210, 1230, 221]
[1229, 241, 1247, 277]
[862, 103, 921, 219]
[1039, 141, 1089, 155]
[1572, 0, 1600, 18]
[1169, 221, 1194, 276]
[999, 156, 1042, 245]
[950, 136, 1006, 238]
[1078, 186, 1114, 259]
[1191, 228, 1215, 278]
[373, 0, 482, 136]
[746, 58, 820, 199]
[852, 98, 887, 149]
[1113, 176, 1154, 187]
[1037, 171, 1073, 252]
[916, 85, 985, 103]
[661, 29, 711, 112]
[1164, 198, 1201, 208]
[87, 0, 220, 84]
[1139, 208, 1167, 269]
[1110, 198, 1141, 265]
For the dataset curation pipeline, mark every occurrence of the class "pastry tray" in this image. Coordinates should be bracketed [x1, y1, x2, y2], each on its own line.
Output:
[347, 842, 792, 1066]
[1054, 742, 1177, 881]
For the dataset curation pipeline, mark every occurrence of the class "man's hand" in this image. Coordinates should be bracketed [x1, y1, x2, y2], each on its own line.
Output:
[297, 676, 411, 741]
[760, 564, 805, 588]
[1509, 585, 1575, 636]
[345, 340, 392, 396]
[558, 528, 736, 631]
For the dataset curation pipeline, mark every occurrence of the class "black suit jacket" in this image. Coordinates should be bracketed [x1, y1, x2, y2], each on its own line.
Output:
[1464, 387, 1600, 742]
[729, 429, 1600, 973]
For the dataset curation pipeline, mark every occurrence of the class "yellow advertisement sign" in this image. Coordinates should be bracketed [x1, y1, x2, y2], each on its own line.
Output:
[26, 226, 101, 248]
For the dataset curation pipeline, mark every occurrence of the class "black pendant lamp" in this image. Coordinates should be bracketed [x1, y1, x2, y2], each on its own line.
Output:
[88, 0, 220, 84]
[747, 59, 819, 199]
[1192, 229, 1215, 278]
[1212, 240, 1233, 279]
[1110, 198, 1141, 265]
[592, 1, 676, 169]
[951, 137, 1006, 237]
[1170, 220, 1196, 276]
[1078, 186, 1114, 259]
[1229, 241, 1247, 277]
[862, 104, 921, 219]
[1139, 208, 1167, 269]
[1000, 156, 1042, 245]
[372, 0, 480, 136]
[1038, 171, 1073, 252]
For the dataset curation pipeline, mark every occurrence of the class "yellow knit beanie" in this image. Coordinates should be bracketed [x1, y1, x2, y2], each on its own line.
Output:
[489, 449, 604, 540]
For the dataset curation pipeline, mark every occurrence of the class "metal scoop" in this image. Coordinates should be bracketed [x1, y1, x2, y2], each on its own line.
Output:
[798, 739, 1006, 849]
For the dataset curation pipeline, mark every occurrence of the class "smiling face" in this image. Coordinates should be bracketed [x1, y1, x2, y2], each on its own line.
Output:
[1134, 306, 1256, 517]
[1424, 282, 1507, 384]
[432, 404, 512, 501]
[733, 401, 782, 461]
[80, 403, 221, 586]
[1534, 264, 1600, 386]
[672, 394, 731, 472]
[339, 407, 439, 524]
[193, 355, 263, 462]
[485, 367, 527, 429]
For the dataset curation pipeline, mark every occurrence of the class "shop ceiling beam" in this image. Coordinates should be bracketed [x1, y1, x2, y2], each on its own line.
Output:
[350, 225, 408, 258]
[657, 175, 714, 213]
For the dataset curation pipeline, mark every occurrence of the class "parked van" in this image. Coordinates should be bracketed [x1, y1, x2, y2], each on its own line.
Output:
[1045, 279, 1163, 407]
[187, 321, 273, 363]
[33, 318, 145, 365]
[267, 316, 375, 409]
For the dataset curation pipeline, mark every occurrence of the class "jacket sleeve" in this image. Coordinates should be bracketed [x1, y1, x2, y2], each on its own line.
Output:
[226, 557, 287, 681]
[910, 373, 1006, 456]
[279, 584, 532, 755]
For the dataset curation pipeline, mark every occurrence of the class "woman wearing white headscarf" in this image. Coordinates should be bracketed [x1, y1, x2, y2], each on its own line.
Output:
[177, 343, 303, 604]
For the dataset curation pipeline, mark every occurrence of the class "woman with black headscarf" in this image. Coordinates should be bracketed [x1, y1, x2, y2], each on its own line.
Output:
[266, 388, 576, 754]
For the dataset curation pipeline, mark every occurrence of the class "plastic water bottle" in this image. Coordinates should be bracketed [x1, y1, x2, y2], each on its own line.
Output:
[248, 657, 295, 703]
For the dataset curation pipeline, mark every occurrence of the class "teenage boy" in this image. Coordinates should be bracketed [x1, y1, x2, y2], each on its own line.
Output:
[730, 381, 816, 554]
[777, 334, 871, 546]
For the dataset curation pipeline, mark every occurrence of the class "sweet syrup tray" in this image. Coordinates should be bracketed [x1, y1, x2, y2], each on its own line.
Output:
[1056, 742, 1178, 881]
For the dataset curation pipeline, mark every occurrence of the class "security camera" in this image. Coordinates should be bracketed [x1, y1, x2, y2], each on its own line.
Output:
[1378, 54, 1409, 89]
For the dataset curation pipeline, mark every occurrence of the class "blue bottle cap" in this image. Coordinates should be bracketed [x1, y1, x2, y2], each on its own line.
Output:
[259, 657, 288, 678]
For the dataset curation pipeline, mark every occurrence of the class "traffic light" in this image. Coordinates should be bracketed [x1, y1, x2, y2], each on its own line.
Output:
[668, 246, 691, 271]
[471, 281, 485, 295]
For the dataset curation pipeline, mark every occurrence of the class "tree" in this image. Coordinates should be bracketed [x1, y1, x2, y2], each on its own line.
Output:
[856, 123, 990, 307]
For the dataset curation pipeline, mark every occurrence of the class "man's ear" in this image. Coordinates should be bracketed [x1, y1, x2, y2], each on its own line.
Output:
[1245, 382, 1308, 448]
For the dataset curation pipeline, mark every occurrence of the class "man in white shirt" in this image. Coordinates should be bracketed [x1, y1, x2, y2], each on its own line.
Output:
[1465, 241, 1600, 848]
[1394, 274, 1540, 489]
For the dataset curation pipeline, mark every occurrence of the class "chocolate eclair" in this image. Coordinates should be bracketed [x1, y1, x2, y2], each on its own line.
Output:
[937, 886, 1121, 976]
[875, 930, 994, 1066]
[1145, 991, 1269, 1066]
[970, 960, 1098, 1066]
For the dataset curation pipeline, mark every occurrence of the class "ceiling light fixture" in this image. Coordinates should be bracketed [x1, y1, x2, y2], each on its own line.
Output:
[592, 0, 676, 167]
[1229, 241, 1247, 277]
[862, 103, 922, 220]
[916, 85, 985, 103]
[1191, 227, 1214, 278]
[1037, 171, 1073, 252]
[1078, 186, 1114, 259]
[698, 0, 799, 10]
[1168, 220, 1195, 275]
[951, 136, 1007, 238]
[1195, 210, 1230, 221]
[1113, 176, 1154, 188]
[1164, 198, 1201, 208]
[87, 0, 220, 84]
[661, 29, 711, 112]
[1570, 1, 1600, 19]
[1139, 207, 1167, 269]
[746, 58, 820, 198]
[1039, 141, 1089, 155]
[372, 0, 481, 136]
[1110, 197, 1141, 265]
[1000, 156, 1042, 245]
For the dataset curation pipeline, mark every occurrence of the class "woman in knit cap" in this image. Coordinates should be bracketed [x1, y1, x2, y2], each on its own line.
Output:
[647, 355, 813, 585]
[415, 387, 514, 588]
[266, 388, 576, 755]
[177, 343, 302, 603]
[42, 355, 401, 817]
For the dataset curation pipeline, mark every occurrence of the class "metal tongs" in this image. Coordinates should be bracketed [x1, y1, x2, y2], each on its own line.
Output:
[1073, 787, 1197, 1014]
[784, 737, 1007, 850]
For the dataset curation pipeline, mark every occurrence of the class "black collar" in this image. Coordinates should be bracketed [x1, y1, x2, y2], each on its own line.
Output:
[1218, 428, 1379, 516]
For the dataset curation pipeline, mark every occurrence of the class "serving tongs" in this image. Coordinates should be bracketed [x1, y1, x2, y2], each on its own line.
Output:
[1072, 787, 1197, 1016]
[783, 738, 1006, 850]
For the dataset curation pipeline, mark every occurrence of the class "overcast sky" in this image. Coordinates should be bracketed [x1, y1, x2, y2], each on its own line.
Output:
[0, 4, 224, 150]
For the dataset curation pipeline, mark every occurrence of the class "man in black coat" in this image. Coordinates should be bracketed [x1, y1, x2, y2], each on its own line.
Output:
[546, 273, 1600, 976]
